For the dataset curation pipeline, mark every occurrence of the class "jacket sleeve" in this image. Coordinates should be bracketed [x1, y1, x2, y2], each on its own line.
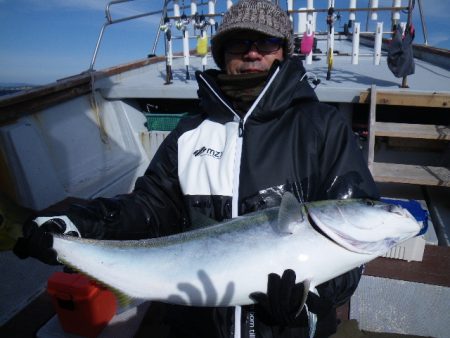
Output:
[63, 128, 188, 240]
[311, 105, 379, 320]
[317, 104, 379, 201]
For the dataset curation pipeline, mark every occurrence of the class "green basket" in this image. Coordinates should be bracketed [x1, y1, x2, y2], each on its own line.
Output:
[145, 113, 187, 131]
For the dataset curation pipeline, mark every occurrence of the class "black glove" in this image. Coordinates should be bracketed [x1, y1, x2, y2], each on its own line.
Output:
[250, 269, 309, 327]
[13, 216, 80, 265]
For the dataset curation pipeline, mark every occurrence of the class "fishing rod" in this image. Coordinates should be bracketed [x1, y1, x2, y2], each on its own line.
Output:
[172, 0, 191, 80]
[162, 0, 220, 80]
[326, 0, 336, 81]
[401, 0, 414, 88]
[160, 15, 173, 84]
[194, 12, 209, 71]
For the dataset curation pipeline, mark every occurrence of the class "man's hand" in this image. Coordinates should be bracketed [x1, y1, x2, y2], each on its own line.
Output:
[250, 269, 309, 327]
[13, 216, 80, 265]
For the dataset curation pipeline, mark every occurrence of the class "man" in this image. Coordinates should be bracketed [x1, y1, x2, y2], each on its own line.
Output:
[14, 0, 379, 337]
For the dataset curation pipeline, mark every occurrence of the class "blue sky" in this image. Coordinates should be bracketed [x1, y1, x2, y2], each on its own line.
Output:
[1, 0, 449, 85]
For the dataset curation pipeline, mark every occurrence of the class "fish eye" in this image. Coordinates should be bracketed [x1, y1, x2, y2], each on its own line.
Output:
[387, 204, 405, 216]
[364, 200, 374, 206]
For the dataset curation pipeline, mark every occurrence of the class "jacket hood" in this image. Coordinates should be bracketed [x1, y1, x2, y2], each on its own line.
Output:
[195, 55, 319, 123]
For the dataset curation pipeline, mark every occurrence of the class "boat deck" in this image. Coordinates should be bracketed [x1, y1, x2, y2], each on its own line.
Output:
[0, 35, 448, 338]
[97, 39, 450, 103]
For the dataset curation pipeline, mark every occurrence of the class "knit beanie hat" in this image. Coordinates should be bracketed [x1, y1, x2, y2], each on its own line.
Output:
[211, 0, 294, 70]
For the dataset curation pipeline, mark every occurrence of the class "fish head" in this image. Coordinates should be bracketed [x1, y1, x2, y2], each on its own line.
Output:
[306, 199, 422, 255]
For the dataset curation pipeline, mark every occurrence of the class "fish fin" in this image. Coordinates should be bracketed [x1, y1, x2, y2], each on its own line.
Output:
[58, 257, 134, 309]
[189, 210, 219, 230]
[277, 192, 305, 234]
[295, 279, 311, 318]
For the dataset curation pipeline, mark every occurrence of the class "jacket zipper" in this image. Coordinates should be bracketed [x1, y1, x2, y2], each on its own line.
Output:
[198, 68, 281, 215]
[238, 66, 281, 139]
[238, 119, 244, 137]
[199, 69, 281, 338]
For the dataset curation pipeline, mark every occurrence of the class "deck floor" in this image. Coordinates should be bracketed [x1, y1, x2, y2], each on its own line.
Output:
[97, 39, 450, 103]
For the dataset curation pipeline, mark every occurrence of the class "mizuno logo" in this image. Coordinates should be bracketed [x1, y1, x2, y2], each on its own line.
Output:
[193, 146, 223, 159]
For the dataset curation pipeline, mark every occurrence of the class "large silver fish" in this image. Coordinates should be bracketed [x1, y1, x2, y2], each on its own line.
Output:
[52, 193, 421, 306]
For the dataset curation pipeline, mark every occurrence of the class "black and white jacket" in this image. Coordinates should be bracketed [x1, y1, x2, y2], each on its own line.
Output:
[69, 56, 379, 337]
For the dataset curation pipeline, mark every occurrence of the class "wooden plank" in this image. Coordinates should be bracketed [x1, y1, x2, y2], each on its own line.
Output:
[367, 85, 377, 169]
[371, 162, 450, 186]
[359, 90, 450, 108]
[374, 122, 449, 140]
[365, 245, 450, 287]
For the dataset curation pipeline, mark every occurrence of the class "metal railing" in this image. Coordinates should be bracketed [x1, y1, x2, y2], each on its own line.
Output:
[89, 0, 168, 71]
[87, 0, 430, 84]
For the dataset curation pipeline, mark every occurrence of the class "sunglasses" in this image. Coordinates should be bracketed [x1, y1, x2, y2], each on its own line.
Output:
[224, 37, 283, 54]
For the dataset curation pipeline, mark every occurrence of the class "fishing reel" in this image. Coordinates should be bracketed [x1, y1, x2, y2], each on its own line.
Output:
[193, 13, 208, 31]
[326, 7, 335, 33]
[300, 72, 321, 89]
[194, 12, 218, 36]
[176, 13, 191, 37]
[326, 7, 342, 34]
[160, 16, 172, 41]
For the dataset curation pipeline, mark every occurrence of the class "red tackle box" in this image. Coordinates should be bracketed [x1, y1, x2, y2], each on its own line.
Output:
[47, 272, 117, 338]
